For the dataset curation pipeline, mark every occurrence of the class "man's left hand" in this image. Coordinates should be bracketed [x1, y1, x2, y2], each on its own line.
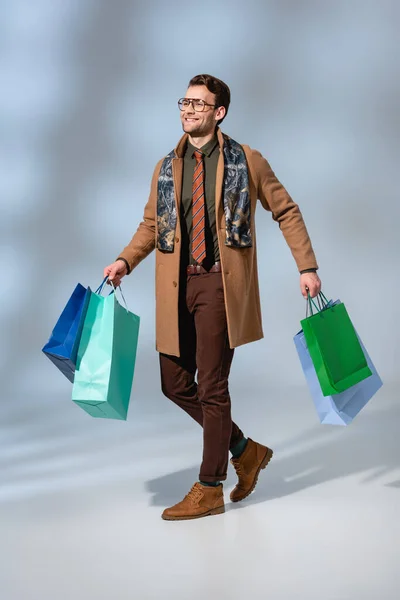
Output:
[300, 272, 321, 299]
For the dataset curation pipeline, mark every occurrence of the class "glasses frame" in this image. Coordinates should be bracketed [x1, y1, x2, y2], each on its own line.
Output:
[178, 97, 217, 112]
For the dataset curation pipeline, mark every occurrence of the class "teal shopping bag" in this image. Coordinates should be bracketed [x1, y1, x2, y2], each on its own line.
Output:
[72, 278, 140, 420]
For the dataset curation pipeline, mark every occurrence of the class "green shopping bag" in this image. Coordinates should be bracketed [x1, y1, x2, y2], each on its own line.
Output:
[72, 278, 140, 420]
[300, 292, 372, 396]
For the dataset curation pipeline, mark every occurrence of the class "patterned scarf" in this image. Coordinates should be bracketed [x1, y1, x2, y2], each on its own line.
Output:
[156, 133, 252, 252]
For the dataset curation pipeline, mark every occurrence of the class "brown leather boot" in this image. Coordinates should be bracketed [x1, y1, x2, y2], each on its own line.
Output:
[162, 482, 225, 521]
[230, 438, 273, 502]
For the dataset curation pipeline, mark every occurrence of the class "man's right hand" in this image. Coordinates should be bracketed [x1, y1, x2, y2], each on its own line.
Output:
[103, 259, 128, 288]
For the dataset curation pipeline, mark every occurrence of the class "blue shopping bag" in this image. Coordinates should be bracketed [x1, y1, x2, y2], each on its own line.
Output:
[294, 299, 383, 425]
[42, 283, 92, 382]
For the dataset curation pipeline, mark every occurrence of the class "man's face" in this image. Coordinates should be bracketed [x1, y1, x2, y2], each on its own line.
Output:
[180, 85, 225, 137]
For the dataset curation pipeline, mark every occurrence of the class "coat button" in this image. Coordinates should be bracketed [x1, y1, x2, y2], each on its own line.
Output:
[175, 237, 179, 243]
[173, 281, 177, 287]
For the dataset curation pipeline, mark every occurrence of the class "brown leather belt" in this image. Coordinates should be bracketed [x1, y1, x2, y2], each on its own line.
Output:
[186, 261, 222, 275]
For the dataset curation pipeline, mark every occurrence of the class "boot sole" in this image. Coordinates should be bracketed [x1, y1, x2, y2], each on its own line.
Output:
[162, 504, 225, 521]
[230, 447, 273, 503]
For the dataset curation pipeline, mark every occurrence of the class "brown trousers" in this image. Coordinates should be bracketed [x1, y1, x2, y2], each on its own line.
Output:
[159, 270, 244, 482]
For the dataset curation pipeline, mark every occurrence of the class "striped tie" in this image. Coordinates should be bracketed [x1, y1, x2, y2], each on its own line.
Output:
[192, 150, 206, 264]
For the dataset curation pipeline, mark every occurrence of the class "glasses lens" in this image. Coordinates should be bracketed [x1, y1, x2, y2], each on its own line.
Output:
[178, 99, 208, 111]
[178, 98, 193, 110]
[193, 100, 205, 112]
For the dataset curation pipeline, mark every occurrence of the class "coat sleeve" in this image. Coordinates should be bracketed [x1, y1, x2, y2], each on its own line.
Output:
[250, 148, 319, 273]
[116, 159, 163, 273]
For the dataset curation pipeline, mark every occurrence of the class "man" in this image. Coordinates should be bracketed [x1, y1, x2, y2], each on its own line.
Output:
[104, 74, 321, 521]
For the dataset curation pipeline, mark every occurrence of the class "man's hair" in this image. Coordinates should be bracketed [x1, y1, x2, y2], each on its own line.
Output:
[188, 74, 231, 125]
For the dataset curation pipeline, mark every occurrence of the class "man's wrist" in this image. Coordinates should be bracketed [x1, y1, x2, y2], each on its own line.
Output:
[116, 257, 131, 275]
[300, 268, 317, 274]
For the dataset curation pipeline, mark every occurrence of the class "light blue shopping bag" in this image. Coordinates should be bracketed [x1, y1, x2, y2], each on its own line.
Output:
[294, 299, 383, 425]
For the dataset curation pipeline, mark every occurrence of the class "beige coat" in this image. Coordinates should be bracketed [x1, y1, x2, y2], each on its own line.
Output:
[118, 128, 318, 357]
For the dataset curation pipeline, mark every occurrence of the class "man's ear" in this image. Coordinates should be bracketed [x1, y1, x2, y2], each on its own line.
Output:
[215, 106, 226, 122]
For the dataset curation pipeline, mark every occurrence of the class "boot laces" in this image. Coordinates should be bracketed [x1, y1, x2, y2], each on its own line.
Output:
[186, 484, 204, 504]
[232, 458, 246, 478]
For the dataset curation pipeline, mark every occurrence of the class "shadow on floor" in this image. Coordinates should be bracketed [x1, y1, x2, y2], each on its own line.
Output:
[146, 402, 400, 508]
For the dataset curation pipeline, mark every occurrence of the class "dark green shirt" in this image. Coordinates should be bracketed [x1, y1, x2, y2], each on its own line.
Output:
[180, 134, 220, 268]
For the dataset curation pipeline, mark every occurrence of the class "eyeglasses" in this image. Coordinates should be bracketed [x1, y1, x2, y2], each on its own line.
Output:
[178, 98, 217, 112]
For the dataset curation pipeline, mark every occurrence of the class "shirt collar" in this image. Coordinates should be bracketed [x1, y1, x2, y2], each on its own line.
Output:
[186, 134, 219, 158]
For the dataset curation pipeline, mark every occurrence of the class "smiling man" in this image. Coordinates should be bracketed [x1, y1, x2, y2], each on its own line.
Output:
[104, 74, 321, 520]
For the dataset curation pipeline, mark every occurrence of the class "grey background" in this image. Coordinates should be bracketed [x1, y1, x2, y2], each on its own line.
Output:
[1, 1, 399, 599]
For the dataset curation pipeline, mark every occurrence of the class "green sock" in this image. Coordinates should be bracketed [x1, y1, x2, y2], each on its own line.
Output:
[230, 437, 248, 459]
[199, 481, 221, 487]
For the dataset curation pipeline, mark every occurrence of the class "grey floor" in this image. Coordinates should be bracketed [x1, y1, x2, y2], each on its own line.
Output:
[1, 376, 398, 600]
